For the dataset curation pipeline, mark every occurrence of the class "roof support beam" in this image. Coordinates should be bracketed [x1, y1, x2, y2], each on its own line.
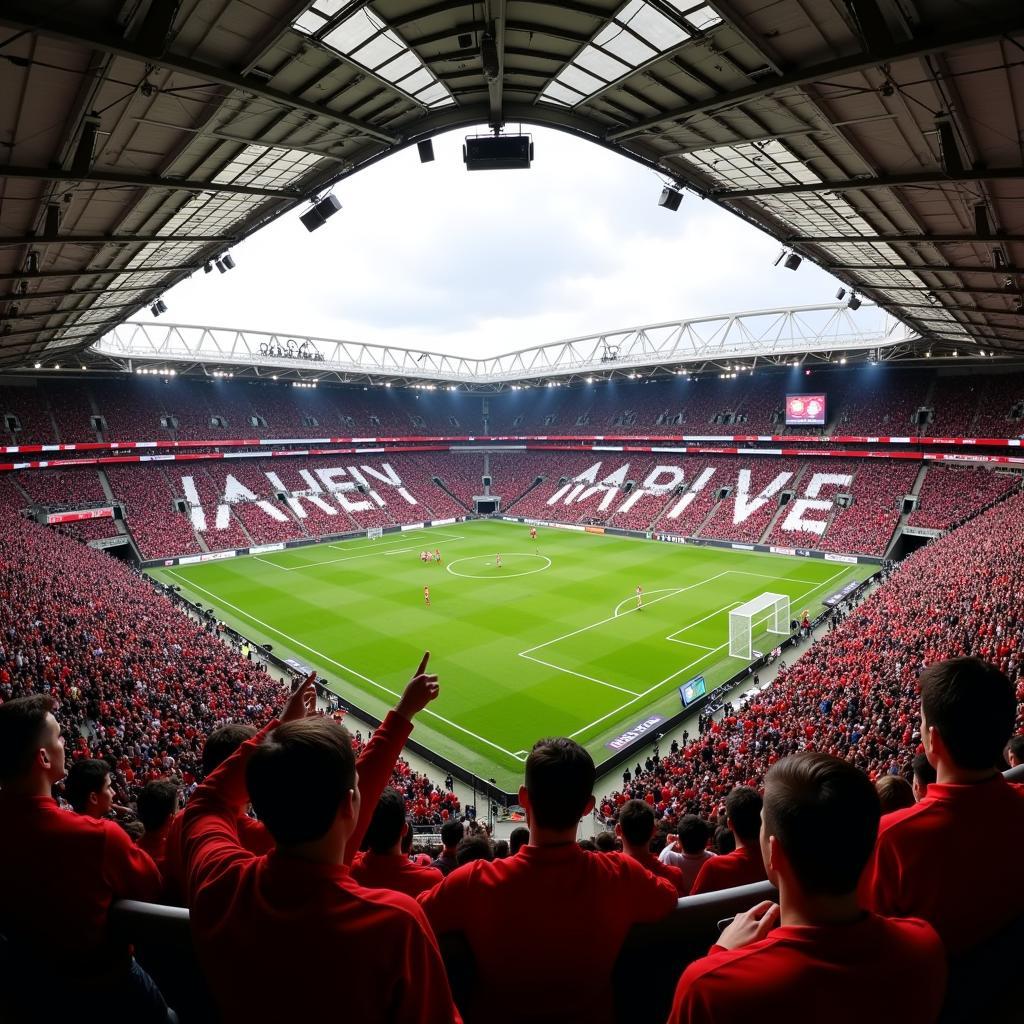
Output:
[0, 165, 304, 200]
[795, 233, 1024, 244]
[606, 13, 1024, 141]
[0, 234, 233, 247]
[822, 262, 1019, 276]
[711, 167, 1024, 199]
[0, 264, 197, 282]
[0, 6, 401, 146]
[0, 301, 144, 324]
[0, 284, 162, 303]
[485, 0, 507, 129]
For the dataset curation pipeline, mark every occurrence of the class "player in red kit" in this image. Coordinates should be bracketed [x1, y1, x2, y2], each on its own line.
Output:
[529, 527, 537, 541]
[424, 586, 430, 607]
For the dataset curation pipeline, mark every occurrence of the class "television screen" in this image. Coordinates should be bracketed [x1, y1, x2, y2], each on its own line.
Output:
[679, 675, 707, 707]
[785, 393, 827, 426]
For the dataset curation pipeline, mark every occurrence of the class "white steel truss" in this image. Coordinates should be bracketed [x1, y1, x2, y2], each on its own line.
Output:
[91, 303, 915, 388]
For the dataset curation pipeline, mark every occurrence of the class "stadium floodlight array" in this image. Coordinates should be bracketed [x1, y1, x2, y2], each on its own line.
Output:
[729, 592, 790, 660]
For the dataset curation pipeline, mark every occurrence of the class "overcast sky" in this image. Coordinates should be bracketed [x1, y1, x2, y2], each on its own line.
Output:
[163, 126, 853, 357]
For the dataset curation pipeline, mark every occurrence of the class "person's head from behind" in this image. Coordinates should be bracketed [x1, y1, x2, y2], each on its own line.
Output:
[362, 787, 407, 855]
[521, 737, 595, 835]
[911, 752, 937, 802]
[246, 717, 357, 854]
[456, 834, 493, 865]
[616, 799, 655, 852]
[594, 830, 619, 853]
[0, 695, 65, 793]
[1005, 735, 1024, 769]
[440, 819, 464, 853]
[725, 786, 762, 846]
[678, 814, 711, 854]
[493, 839, 510, 859]
[761, 752, 880, 898]
[509, 825, 530, 855]
[66, 758, 114, 817]
[714, 826, 736, 854]
[875, 774, 915, 815]
[138, 779, 180, 833]
[202, 723, 257, 778]
[919, 658, 1015, 776]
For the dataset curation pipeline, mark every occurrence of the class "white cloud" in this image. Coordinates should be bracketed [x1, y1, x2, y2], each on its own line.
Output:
[163, 126, 848, 356]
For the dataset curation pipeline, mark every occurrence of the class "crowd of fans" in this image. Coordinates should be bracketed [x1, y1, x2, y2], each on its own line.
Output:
[596, 489, 1024, 834]
[4, 370, 1024, 447]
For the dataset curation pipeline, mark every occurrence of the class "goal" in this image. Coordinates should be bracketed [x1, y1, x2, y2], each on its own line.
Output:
[729, 593, 790, 660]
[366, 527, 383, 541]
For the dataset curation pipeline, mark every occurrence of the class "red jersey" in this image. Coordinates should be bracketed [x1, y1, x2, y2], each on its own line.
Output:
[690, 844, 767, 895]
[0, 794, 162, 971]
[181, 720, 459, 1024]
[622, 849, 690, 896]
[864, 776, 1024, 953]
[669, 913, 945, 1023]
[419, 842, 677, 1023]
[137, 826, 171, 874]
[352, 851, 445, 898]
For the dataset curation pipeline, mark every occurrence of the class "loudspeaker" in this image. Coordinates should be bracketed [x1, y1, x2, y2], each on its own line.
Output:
[300, 194, 342, 232]
[482, 475, 492, 487]
[658, 186, 682, 211]
[417, 140, 435, 163]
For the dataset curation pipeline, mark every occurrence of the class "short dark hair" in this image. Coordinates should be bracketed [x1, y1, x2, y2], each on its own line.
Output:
[456, 834, 493, 865]
[578, 838, 598, 852]
[919, 658, 1015, 771]
[0, 695, 54, 783]
[138, 780, 180, 832]
[66, 759, 110, 813]
[202, 723, 257, 777]
[524, 737, 595, 830]
[713, 826, 735, 854]
[678, 814, 710, 854]
[1004, 735, 1024, 765]
[246, 718, 355, 846]
[725, 786, 762, 842]
[493, 839, 510, 859]
[875, 774, 915, 814]
[440, 819, 464, 849]
[911, 752, 936, 787]
[362, 787, 407, 854]
[763, 752, 880, 896]
[618, 799, 655, 846]
[594, 830, 618, 853]
[509, 826, 530, 855]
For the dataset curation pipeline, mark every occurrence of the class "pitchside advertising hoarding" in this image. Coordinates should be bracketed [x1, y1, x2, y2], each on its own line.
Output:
[606, 715, 664, 751]
[785, 393, 827, 426]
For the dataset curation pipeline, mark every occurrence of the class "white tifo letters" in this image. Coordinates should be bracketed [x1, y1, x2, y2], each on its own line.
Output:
[179, 462, 417, 532]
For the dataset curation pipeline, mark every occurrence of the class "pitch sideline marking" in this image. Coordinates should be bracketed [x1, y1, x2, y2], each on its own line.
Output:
[165, 570, 527, 762]
[518, 653, 640, 697]
[567, 566, 852, 741]
[251, 555, 290, 571]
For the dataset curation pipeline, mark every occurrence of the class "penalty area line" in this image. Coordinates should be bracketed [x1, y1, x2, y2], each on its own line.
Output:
[164, 570, 524, 762]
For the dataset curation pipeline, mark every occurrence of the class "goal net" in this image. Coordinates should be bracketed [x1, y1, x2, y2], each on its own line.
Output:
[729, 592, 790, 660]
[366, 527, 383, 540]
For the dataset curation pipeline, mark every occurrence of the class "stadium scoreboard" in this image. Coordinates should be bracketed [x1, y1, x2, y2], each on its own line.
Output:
[679, 675, 707, 708]
[785, 393, 827, 426]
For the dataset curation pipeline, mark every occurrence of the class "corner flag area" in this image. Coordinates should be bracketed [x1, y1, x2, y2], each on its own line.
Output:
[151, 520, 870, 788]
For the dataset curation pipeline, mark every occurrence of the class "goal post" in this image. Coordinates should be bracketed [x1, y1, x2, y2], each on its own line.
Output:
[729, 592, 790, 660]
[366, 527, 383, 540]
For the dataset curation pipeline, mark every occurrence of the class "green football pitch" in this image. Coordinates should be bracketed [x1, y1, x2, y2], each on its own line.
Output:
[149, 520, 872, 790]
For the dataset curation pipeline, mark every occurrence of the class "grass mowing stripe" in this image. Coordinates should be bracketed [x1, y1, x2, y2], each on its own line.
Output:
[164, 568, 528, 762]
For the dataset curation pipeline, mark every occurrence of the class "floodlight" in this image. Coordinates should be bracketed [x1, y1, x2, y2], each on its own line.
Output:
[222, 254, 236, 270]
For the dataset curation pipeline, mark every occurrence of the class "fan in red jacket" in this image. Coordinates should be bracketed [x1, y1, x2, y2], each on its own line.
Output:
[0, 694, 170, 1021]
[863, 657, 1024, 955]
[419, 737, 678, 1024]
[669, 752, 946, 1024]
[690, 786, 768, 895]
[352, 786, 445, 897]
[181, 661, 460, 1024]
[615, 798, 688, 895]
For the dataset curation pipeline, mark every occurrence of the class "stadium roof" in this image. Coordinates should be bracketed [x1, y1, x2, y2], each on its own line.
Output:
[1, 0, 1022, 369]
[90, 302, 920, 388]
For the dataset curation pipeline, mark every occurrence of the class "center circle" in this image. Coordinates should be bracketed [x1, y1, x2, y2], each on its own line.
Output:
[446, 553, 552, 579]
